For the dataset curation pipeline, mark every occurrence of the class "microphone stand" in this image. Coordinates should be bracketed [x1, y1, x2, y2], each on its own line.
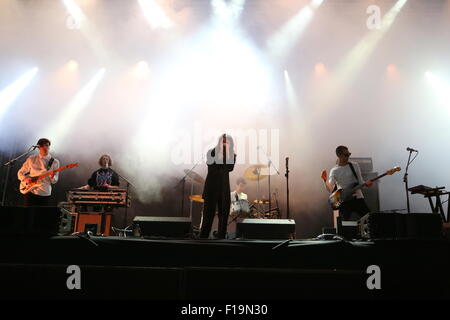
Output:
[258, 146, 280, 216]
[1, 146, 37, 207]
[285, 157, 290, 219]
[403, 150, 418, 214]
[114, 170, 135, 229]
[176, 157, 203, 218]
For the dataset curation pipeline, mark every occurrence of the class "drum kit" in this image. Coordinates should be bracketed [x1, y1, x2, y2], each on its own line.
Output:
[185, 164, 281, 220]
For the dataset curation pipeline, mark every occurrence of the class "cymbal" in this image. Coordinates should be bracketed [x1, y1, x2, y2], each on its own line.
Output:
[244, 164, 269, 181]
[184, 169, 205, 184]
[189, 195, 204, 203]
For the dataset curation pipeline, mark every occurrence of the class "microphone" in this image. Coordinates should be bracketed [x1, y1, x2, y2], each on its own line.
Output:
[406, 147, 418, 152]
[32, 145, 39, 150]
[222, 134, 226, 162]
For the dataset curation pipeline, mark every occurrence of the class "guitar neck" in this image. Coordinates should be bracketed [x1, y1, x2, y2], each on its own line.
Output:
[36, 166, 69, 181]
[352, 172, 388, 192]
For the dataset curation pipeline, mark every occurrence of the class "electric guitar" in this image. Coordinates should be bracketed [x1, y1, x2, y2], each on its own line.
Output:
[20, 163, 79, 194]
[328, 166, 401, 210]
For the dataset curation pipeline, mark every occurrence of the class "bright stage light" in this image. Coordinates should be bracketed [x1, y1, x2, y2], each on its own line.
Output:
[425, 72, 450, 109]
[133, 61, 150, 77]
[267, 0, 324, 60]
[67, 60, 79, 71]
[314, 63, 327, 77]
[387, 64, 397, 73]
[0, 68, 38, 121]
[62, 0, 114, 65]
[338, 0, 407, 79]
[315, 0, 408, 111]
[284, 70, 298, 111]
[138, 0, 173, 30]
[63, 0, 86, 29]
[211, 0, 246, 23]
[46, 68, 105, 148]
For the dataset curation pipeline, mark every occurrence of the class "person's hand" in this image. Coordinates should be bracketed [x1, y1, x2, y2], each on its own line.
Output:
[50, 172, 55, 180]
[24, 177, 33, 184]
[320, 170, 327, 182]
[365, 180, 373, 187]
[103, 183, 111, 189]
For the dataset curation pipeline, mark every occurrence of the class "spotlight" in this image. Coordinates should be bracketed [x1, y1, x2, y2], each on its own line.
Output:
[138, 0, 173, 30]
[0, 68, 38, 121]
[67, 60, 79, 71]
[314, 63, 326, 76]
[425, 71, 450, 108]
[46, 68, 105, 147]
[386, 64, 397, 73]
[133, 61, 150, 77]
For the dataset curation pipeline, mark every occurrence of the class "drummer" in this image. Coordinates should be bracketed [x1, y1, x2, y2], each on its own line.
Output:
[230, 177, 248, 208]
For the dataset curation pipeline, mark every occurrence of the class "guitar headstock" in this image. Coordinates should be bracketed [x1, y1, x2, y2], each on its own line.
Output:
[66, 163, 79, 169]
[386, 166, 401, 175]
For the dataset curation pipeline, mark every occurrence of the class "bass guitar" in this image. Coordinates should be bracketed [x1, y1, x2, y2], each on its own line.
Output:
[328, 166, 401, 210]
[20, 163, 79, 194]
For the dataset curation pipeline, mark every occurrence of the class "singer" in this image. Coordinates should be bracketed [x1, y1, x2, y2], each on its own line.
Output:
[87, 154, 120, 191]
[200, 134, 236, 239]
[17, 138, 60, 207]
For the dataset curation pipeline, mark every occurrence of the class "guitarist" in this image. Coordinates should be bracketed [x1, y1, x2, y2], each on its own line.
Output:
[321, 145, 372, 220]
[17, 138, 60, 207]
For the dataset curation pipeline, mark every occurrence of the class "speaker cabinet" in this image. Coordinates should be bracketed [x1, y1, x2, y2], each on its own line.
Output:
[133, 216, 192, 238]
[74, 212, 112, 236]
[359, 212, 443, 240]
[236, 219, 296, 239]
[0, 206, 68, 237]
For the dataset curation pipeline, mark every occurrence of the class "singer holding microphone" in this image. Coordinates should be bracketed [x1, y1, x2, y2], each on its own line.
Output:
[200, 134, 236, 239]
[17, 138, 60, 207]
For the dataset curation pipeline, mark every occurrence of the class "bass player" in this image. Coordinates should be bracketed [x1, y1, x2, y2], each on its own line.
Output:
[17, 138, 60, 207]
[321, 145, 373, 221]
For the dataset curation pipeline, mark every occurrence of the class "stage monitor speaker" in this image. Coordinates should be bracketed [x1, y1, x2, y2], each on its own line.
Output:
[236, 219, 296, 239]
[359, 212, 443, 240]
[0, 206, 71, 237]
[133, 216, 192, 238]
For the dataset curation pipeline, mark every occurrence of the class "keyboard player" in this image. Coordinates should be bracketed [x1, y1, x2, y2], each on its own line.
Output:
[87, 154, 120, 191]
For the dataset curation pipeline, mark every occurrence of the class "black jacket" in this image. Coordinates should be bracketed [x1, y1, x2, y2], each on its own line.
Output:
[202, 148, 236, 201]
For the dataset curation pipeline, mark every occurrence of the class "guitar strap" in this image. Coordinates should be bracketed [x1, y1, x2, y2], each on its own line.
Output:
[47, 157, 55, 171]
[348, 162, 360, 184]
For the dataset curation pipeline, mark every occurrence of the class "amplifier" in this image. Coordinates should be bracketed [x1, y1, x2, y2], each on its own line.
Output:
[133, 216, 192, 238]
[359, 212, 443, 240]
[0, 206, 72, 237]
[236, 219, 296, 239]
[349, 157, 373, 173]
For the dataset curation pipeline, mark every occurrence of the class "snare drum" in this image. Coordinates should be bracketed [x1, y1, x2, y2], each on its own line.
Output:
[230, 199, 251, 219]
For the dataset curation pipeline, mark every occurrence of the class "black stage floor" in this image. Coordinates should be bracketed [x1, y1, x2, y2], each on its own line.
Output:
[0, 236, 449, 299]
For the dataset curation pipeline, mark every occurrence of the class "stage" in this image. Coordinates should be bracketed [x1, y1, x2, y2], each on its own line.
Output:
[0, 235, 449, 300]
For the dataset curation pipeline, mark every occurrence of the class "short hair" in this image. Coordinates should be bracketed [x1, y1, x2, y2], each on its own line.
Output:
[37, 138, 51, 147]
[98, 154, 112, 167]
[336, 145, 348, 156]
[236, 177, 247, 185]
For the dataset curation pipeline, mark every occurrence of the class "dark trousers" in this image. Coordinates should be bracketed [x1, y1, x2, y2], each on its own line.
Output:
[24, 193, 50, 207]
[339, 198, 370, 221]
[200, 194, 230, 239]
